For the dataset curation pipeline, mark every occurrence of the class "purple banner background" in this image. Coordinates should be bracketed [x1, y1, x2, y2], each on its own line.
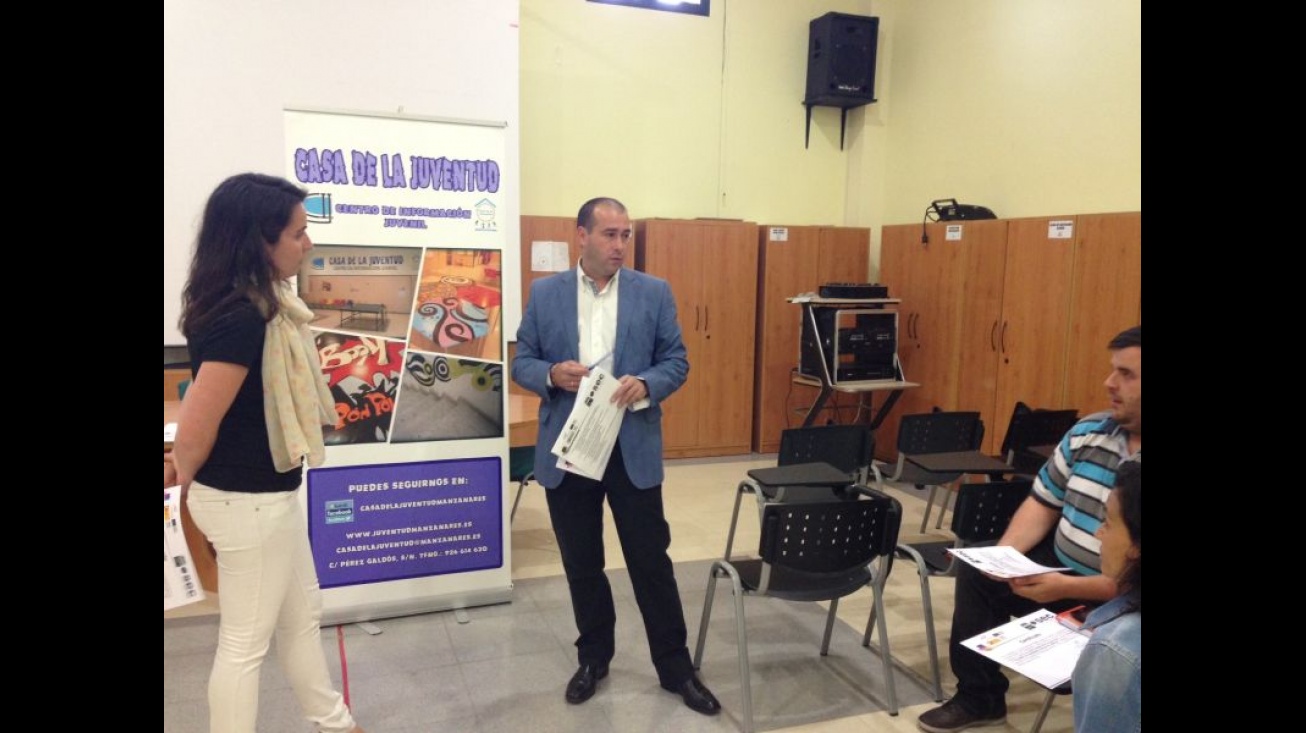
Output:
[307, 457, 502, 588]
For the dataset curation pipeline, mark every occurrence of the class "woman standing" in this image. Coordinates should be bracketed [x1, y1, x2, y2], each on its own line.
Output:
[173, 173, 365, 733]
[1071, 459, 1141, 732]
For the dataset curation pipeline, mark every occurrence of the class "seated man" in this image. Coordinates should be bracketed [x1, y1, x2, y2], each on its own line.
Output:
[917, 325, 1141, 733]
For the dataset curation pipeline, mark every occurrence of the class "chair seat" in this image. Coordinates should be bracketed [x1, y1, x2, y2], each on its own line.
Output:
[730, 558, 876, 603]
[899, 540, 955, 575]
[873, 460, 962, 487]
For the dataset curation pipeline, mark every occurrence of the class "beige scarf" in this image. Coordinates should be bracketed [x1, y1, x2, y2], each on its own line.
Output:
[263, 281, 336, 472]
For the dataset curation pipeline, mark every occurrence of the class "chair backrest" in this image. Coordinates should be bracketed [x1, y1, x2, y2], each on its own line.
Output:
[778, 424, 875, 481]
[896, 411, 985, 455]
[999, 402, 1079, 457]
[949, 480, 1032, 543]
[507, 445, 535, 482]
[758, 489, 902, 575]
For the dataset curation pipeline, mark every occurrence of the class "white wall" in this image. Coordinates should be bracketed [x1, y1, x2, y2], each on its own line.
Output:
[869, 0, 1142, 227]
[518, 0, 1141, 278]
[163, 0, 521, 344]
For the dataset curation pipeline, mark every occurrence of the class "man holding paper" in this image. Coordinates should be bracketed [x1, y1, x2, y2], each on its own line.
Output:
[918, 326, 1141, 733]
[512, 197, 720, 716]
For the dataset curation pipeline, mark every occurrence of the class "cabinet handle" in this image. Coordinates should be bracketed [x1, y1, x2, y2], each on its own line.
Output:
[695, 306, 700, 331]
[1000, 321, 1009, 353]
[704, 306, 709, 331]
[911, 312, 919, 340]
[990, 321, 998, 351]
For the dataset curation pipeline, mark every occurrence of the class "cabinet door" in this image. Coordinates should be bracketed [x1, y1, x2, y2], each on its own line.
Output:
[992, 217, 1078, 450]
[753, 226, 821, 452]
[520, 215, 581, 313]
[817, 227, 870, 284]
[1063, 212, 1142, 416]
[698, 222, 759, 454]
[951, 220, 1008, 453]
[877, 223, 964, 456]
[638, 221, 704, 452]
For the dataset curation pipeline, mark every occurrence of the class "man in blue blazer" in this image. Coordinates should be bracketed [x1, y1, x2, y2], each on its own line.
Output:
[512, 197, 720, 716]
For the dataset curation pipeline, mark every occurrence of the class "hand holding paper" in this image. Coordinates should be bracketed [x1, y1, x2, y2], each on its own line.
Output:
[947, 546, 1070, 579]
[551, 367, 627, 479]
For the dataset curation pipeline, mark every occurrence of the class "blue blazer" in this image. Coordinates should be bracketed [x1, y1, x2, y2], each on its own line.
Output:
[512, 267, 688, 489]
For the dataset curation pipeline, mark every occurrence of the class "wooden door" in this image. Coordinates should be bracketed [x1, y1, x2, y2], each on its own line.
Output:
[877, 223, 963, 457]
[951, 219, 1009, 453]
[637, 220, 704, 452]
[753, 225, 822, 452]
[697, 221, 759, 455]
[1063, 212, 1142, 417]
[992, 217, 1078, 450]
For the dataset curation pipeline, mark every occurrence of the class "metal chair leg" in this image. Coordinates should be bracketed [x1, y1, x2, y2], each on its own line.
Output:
[510, 472, 533, 523]
[820, 597, 840, 655]
[1029, 688, 1057, 733]
[693, 563, 725, 668]
[920, 485, 938, 533]
[870, 581, 899, 715]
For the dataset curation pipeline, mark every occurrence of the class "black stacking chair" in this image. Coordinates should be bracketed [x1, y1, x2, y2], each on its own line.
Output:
[998, 402, 1079, 479]
[863, 479, 1032, 701]
[777, 423, 875, 485]
[871, 411, 985, 532]
[508, 445, 535, 523]
[694, 488, 904, 732]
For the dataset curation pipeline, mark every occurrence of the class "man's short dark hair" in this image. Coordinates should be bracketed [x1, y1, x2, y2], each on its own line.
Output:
[1109, 325, 1141, 350]
[577, 197, 627, 231]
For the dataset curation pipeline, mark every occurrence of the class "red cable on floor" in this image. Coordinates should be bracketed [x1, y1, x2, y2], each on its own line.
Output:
[336, 625, 351, 707]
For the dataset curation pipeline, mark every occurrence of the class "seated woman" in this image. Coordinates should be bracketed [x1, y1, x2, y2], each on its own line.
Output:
[1071, 459, 1141, 732]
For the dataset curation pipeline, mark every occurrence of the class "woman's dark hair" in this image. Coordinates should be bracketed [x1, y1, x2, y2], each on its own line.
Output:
[1113, 459, 1142, 610]
[179, 173, 306, 338]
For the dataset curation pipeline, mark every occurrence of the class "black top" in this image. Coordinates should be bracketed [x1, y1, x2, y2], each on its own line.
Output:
[189, 298, 303, 492]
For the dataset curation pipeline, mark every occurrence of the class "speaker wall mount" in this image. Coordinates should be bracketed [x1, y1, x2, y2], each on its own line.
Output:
[804, 12, 880, 150]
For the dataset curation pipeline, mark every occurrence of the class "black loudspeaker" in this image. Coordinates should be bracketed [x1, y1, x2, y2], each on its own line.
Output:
[805, 13, 879, 107]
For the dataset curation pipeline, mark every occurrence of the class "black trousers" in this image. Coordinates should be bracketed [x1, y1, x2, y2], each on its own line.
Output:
[947, 533, 1082, 716]
[544, 443, 694, 687]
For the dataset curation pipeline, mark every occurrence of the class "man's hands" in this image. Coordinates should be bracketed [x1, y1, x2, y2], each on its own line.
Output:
[611, 375, 648, 408]
[551, 361, 590, 392]
[551, 362, 648, 408]
[1007, 573, 1069, 604]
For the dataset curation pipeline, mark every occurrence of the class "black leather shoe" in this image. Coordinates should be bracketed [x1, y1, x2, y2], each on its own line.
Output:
[662, 675, 721, 716]
[565, 663, 609, 704]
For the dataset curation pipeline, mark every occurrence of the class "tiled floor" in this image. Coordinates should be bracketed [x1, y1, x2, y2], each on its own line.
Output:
[164, 455, 1073, 733]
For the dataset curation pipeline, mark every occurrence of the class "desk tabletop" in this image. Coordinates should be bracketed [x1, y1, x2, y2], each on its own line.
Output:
[1027, 444, 1057, 461]
[907, 450, 1014, 475]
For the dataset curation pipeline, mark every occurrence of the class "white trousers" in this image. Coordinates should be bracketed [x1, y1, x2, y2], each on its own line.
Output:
[188, 483, 355, 733]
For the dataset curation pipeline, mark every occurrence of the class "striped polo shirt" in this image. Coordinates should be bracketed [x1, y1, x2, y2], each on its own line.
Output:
[1031, 412, 1140, 575]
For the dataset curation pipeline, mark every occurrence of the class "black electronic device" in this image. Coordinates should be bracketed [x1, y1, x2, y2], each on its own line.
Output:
[928, 198, 997, 221]
[805, 13, 879, 107]
[800, 308, 898, 384]
[819, 282, 889, 299]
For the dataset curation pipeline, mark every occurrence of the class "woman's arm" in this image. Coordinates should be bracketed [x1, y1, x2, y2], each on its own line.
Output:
[172, 361, 249, 490]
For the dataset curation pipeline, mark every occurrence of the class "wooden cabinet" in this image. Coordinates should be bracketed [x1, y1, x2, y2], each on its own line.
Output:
[636, 219, 760, 458]
[751, 225, 870, 453]
[878, 219, 1008, 458]
[1062, 212, 1143, 416]
[877, 212, 1141, 458]
[520, 215, 582, 312]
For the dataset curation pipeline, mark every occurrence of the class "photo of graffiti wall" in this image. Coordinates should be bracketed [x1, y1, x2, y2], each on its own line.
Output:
[314, 332, 405, 445]
[390, 351, 504, 443]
